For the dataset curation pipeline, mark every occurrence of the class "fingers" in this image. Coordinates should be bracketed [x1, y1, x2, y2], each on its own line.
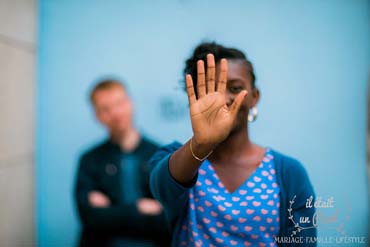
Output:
[230, 90, 248, 118]
[88, 191, 111, 208]
[196, 55, 227, 97]
[206, 54, 216, 93]
[137, 198, 163, 215]
[197, 60, 206, 98]
[217, 58, 228, 93]
[186, 74, 196, 105]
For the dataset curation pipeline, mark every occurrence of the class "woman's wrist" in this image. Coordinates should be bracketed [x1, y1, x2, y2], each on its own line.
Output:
[190, 136, 217, 161]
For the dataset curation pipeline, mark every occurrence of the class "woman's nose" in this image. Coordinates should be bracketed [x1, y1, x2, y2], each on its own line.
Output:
[226, 92, 235, 108]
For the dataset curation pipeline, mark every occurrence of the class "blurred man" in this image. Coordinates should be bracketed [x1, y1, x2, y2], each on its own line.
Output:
[75, 79, 170, 247]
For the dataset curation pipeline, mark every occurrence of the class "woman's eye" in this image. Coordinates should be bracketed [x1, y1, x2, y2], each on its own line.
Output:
[229, 86, 243, 93]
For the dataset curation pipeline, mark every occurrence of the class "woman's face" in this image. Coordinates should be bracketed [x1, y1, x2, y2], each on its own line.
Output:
[217, 59, 260, 133]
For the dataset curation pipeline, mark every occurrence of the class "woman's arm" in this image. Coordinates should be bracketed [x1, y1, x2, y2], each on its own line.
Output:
[169, 54, 247, 185]
[150, 54, 247, 227]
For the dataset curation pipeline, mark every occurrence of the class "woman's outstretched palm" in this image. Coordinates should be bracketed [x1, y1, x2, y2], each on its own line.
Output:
[186, 54, 247, 146]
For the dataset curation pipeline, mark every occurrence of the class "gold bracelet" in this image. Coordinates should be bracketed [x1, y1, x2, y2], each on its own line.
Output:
[189, 138, 213, 162]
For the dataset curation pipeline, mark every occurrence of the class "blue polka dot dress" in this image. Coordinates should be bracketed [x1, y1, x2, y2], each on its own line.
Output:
[178, 148, 280, 247]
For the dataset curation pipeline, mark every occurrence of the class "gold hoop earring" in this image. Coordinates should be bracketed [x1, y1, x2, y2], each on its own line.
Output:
[248, 106, 258, 122]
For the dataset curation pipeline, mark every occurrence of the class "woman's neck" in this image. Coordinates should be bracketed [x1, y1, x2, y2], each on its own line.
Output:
[211, 125, 255, 162]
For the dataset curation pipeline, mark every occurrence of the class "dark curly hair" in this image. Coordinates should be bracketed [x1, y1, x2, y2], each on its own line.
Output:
[183, 42, 256, 94]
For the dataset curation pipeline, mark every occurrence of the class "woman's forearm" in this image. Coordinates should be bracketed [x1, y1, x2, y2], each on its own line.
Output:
[168, 138, 215, 185]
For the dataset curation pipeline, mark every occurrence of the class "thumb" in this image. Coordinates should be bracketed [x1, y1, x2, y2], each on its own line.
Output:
[229, 90, 248, 118]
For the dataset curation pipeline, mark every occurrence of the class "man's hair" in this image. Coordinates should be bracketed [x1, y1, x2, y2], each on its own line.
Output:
[89, 79, 126, 104]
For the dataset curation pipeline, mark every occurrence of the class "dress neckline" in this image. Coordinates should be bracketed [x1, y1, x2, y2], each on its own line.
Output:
[203, 147, 271, 195]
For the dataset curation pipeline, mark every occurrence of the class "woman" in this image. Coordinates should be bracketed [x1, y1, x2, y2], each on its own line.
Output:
[150, 42, 316, 247]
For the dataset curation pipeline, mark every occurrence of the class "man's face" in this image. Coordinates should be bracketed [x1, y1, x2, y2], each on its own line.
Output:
[93, 86, 133, 135]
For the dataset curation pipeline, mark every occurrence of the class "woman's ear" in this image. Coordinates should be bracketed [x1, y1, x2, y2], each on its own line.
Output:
[250, 87, 260, 107]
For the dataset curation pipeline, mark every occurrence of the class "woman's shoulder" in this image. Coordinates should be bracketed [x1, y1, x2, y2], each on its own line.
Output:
[157, 141, 183, 153]
[269, 148, 315, 197]
[269, 148, 310, 181]
[149, 141, 183, 163]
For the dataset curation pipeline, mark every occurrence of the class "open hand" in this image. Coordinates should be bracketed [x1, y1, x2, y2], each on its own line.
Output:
[186, 54, 247, 147]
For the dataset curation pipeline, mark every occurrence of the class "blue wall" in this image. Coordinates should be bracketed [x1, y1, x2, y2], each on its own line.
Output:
[37, 0, 370, 246]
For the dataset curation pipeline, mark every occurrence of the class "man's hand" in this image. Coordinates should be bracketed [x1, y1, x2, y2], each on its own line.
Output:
[186, 54, 247, 147]
[88, 191, 111, 208]
[136, 198, 162, 215]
